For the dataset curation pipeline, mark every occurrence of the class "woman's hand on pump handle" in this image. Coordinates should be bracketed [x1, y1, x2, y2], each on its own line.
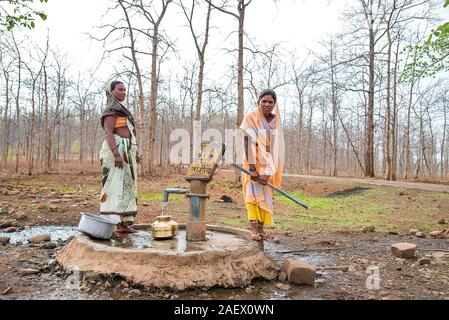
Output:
[258, 175, 269, 185]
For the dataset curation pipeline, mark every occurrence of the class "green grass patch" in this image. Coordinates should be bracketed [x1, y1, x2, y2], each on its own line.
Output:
[138, 193, 185, 202]
[273, 189, 410, 232]
[217, 218, 246, 228]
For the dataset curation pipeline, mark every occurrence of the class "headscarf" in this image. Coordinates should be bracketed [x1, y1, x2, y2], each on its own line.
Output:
[100, 89, 135, 129]
[240, 101, 285, 190]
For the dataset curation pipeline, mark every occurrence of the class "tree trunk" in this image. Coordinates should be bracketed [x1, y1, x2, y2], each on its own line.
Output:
[148, 27, 159, 175]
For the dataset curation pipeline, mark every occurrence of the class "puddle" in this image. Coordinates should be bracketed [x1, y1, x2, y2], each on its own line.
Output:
[94, 229, 251, 253]
[0, 225, 79, 245]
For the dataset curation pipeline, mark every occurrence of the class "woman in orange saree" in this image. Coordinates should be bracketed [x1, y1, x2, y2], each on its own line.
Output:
[240, 89, 285, 241]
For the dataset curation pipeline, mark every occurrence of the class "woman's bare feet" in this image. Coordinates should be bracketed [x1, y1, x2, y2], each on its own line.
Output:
[249, 220, 262, 241]
[258, 222, 271, 240]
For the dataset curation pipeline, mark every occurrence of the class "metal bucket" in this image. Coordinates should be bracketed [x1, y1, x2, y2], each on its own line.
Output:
[78, 212, 119, 240]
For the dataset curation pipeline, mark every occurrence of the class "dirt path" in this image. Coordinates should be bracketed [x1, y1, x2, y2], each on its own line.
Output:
[284, 173, 449, 193]
[220, 169, 449, 192]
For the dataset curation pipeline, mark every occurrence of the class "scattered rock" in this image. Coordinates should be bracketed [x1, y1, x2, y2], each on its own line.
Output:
[348, 265, 357, 272]
[361, 225, 375, 233]
[0, 237, 10, 245]
[275, 282, 291, 290]
[391, 242, 417, 259]
[218, 195, 234, 203]
[36, 203, 48, 210]
[438, 218, 447, 225]
[415, 232, 425, 238]
[418, 257, 431, 265]
[430, 230, 443, 238]
[245, 287, 254, 294]
[28, 234, 51, 244]
[277, 271, 287, 282]
[356, 258, 369, 265]
[0, 207, 8, 214]
[170, 294, 180, 300]
[104, 281, 112, 288]
[13, 211, 28, 220]
[129, 289, 141, 296]
[0, 219, 14, 228]
[40, 242, 57, 249]
[120, 281, 129, 288]
[272, 237, 280, 244]
[283, 259, 316, 286]
[164, 294, 171, 299]
[19, 268, 40, 276]
[284, 231, 293, 237]
[2, 227, 17, 233]
[409, 229, 419, 235]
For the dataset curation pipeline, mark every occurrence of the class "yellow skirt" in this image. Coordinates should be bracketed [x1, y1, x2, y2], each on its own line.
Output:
[246, 202, 273, 226]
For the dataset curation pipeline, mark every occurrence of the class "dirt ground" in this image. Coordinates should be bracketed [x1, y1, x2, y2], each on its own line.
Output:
[0, 168, 448, 300]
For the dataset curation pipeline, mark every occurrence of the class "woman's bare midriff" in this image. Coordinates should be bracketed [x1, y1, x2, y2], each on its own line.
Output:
[114, 127, 131, 138]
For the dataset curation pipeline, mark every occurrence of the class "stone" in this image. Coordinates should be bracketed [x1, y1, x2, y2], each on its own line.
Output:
[2, 227, 17, 233]
[0, 220, 14, 228]
[415, 232, 425, 238]
[418, 257, 431, 265]
[129, 289, 141, 296]
[356, 258, 369, 265]
[219, 195, 234, 203]
[40, 242, 57, 249]
[36, 203, 48, 210]
[0, 237, 10, 245]
[28, 234, 51, 244]
[283, 259, 316, 286]
[361, 225, 375, 233]
[409, 229, 419, 235]
[430, 230, 443, 237]
[272, 237, 280, 244]
[20, 268, 40, 276]
[13, 211, 28, 220]
[164, 294, 171, 299]
[275, 282, 291, 290]
[120, 281, 129, 288]
[245, 287, 254, 294]
[104, 281, 112, 288]
[170, 294, 180, 300]
[438, 218, 447, 225]
[277, 271, 287, 282]
[284, 231, 293, 237]
[391, 243, 417, 259]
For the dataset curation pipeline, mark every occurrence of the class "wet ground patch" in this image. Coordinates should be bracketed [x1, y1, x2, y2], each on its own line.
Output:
[325, 187, 371, 198]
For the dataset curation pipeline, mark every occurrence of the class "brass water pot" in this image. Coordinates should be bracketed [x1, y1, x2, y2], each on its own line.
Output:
[151, 215, 179, 240]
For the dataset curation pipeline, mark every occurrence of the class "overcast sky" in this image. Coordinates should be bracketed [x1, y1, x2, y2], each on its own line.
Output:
[30, 0, 355, 76]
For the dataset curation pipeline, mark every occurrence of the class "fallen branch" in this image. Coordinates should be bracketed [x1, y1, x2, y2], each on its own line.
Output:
[1, 287, 11, 295]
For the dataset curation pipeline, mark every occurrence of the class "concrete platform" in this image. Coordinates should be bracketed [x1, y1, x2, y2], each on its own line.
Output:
[56, 224, 278, 291]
